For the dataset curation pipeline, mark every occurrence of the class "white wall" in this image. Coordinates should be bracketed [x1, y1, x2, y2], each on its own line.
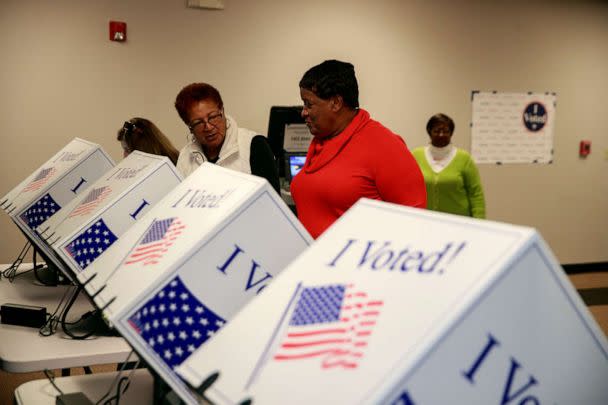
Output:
[1, 0, 607, 264]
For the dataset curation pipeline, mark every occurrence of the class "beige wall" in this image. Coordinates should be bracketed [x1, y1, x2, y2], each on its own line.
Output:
[1, 0, 606, 264]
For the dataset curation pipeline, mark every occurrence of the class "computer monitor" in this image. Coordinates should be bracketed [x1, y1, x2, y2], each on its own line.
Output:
[266, 106, 306, 178]
[284, 152, 307, 183]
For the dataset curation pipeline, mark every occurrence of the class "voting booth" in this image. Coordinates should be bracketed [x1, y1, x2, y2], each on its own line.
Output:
[79, 163, 311, 403]
[1, 138, 115, 255]
[36, 151, 182, 279]
[174, 199, 608, 404]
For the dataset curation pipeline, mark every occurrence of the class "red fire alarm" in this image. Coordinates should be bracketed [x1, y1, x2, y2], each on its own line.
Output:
[109, 21, 127, 42]
[579, 140, 591, 157]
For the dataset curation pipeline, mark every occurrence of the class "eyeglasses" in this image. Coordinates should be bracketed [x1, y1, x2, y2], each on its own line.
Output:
[188, 111, 224, 133]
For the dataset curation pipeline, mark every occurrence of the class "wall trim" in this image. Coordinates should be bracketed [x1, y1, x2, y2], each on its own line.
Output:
[562, 262, 608, 274]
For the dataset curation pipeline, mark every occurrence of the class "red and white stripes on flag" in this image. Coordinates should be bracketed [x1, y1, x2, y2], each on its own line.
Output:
[273, 284, 383, 369]
[124, 217, 185, 266]
[68, 186, 112, 218]
[22, 167, 56, 192]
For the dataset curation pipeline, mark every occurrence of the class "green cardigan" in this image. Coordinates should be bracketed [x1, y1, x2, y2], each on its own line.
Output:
[412, 147, 486, 218]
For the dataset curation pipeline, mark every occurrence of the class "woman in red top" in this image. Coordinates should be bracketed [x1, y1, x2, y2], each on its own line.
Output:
[291, 60, 427, 238]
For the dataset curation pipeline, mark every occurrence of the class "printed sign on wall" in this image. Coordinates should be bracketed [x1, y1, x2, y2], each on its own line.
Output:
[283, 124, 313, 152]
[471, 91, 557, 164]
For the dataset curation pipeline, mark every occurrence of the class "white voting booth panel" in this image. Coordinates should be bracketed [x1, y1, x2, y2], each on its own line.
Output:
[2, 138, 114, 247]
[82, 163, 311, 405]
[1, 176, 35, 213]
[36, 151, 181, 279]
[175, 199, 608, 405]
[0, 137, 112, 213]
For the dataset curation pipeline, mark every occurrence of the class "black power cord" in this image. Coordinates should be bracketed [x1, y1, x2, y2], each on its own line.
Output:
[60, 286, 97, 340]
[39, 285, 79, 337]
[43, 368, 65, 395]
[95, 352, 139, 405]
[101, 376, 130, 405]
[32, 248, 59, 286]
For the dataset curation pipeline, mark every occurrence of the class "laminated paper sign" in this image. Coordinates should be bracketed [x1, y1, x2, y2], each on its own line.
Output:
[82, 163, 312, 404]
[175, 199, 608, 404]
[36, 151, 181, 279]
[471, 91, 556, 164]
[2, 138, 115, 258]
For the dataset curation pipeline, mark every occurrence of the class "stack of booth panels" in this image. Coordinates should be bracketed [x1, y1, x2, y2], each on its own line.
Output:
[36, 151, 182, 280]
[1, 138, 115, 262]
[81, 163, 312, 404]
[173, 199, 608, 405]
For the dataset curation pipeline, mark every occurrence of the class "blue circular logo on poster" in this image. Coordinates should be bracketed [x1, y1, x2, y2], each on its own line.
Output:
[523, 102, 547, 132]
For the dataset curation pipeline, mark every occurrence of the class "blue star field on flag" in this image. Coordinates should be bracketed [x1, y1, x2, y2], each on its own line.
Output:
[128, 276, 226, 370]
[19, 193, 61, 230]
[64, 218, 118, 271]
[290, 285, 345, 326]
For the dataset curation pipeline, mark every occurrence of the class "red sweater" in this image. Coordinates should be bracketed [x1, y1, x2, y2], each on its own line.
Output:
[291, 109, 426, 239]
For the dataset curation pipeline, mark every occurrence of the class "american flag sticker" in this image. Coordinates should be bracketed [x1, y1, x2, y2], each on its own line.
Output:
[273, 284, 383, 369]
[124, 217, 185, 266]
[64, 218, 118, 271]
[22, 167, 56, 192]
[127, 276, 225, 370]
[19, 193, 61, 230]
[68, 186, 111, 218]
[56, 151, 84, 162]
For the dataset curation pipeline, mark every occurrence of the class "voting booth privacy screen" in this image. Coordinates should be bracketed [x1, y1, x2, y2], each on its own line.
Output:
[2, 138, 115, 228]
[79, 163, 312, 404]
[0, 138, 115, 263]
[36, 151, 182, 279]
[1, 138, 113, 215]
[174, 199, 608, 405]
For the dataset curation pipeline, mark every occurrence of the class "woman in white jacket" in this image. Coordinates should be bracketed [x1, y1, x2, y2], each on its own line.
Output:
[174, 82, 279, 192]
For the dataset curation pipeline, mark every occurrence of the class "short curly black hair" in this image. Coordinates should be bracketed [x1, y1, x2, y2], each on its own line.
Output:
[426, 113, 455, 135]
[299, 60, 359, 109]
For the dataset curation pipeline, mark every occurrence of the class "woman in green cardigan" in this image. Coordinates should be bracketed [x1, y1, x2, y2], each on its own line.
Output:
[413, 113, 486, 218]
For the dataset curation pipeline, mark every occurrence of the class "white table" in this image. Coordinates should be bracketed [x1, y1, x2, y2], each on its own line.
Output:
[14, 368, 153, 404]
[0, 264, 133, 373]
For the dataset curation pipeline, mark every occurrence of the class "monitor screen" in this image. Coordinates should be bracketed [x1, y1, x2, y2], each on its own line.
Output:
[284, 153, 307, 183]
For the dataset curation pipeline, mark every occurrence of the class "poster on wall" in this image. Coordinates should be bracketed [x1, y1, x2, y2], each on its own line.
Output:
[471, 91, 557, 164]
